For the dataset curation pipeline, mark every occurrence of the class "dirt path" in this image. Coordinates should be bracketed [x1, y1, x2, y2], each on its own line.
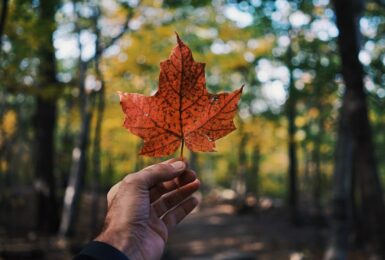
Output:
[164, 203, 329, 260]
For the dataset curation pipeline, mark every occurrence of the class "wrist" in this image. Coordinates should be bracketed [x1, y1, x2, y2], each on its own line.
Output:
[95, 228, 142, 260]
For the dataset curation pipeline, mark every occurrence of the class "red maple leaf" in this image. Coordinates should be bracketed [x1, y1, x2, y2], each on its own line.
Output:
[119, 33, 243, 157]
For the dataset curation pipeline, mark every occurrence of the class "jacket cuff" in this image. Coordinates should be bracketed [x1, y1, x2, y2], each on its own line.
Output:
[74, 241, 128, 260]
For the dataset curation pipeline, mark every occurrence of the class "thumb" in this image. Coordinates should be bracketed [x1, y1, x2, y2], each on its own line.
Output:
[128, 160, 186, 188]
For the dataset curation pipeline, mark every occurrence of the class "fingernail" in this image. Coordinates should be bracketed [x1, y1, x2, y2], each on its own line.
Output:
[171, 161, 185, 171]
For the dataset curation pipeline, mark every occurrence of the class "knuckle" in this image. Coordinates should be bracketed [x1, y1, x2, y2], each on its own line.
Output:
[106, 185, 118, 204]
[106, 191, 112, 202]
[123, 173, 138, 184]
[124, 172, 147, 188]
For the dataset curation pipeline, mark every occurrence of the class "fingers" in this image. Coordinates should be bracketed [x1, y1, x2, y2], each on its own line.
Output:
[152, 179, 200, 217]
[149, 168, 197, 203]
[162, 196, 198, 231]
[128, 160, 186, 188]
[107, 159, 190, 205]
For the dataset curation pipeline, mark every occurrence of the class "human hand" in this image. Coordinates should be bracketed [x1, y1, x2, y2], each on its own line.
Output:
[95, 159, 200, 260]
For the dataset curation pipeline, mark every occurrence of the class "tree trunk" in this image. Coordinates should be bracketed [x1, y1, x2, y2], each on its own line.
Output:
[0, 0, 8, 44]
[0, 0, 8, 135]
[286, 36, 299, 224]
[58, 98, 75, 189]
[0, 0, 9, 178]
[327, 0, 385, 258]
[90, 14, 105, 236]
[326, 112, 354, 260]
[302, 141, 311, 199]
[59, 59, 92, 237]
[313, 101, 324, 215]
[59, 0, 94, 236]
[34, 0, 59, 233]
[235, 121, 248, 213]
[59, 1, 136, 237]
[250, 143, 260, 198]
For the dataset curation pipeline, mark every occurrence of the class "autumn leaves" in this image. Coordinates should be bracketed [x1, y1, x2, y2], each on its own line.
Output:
[119, 34, 243, 157]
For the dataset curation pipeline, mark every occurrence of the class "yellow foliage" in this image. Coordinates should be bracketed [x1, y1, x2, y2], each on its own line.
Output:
[2, 110, 17, 137]
[308, 108, 319, 118]
[1, 160, 8, 173]
[295, 116, 306, 128]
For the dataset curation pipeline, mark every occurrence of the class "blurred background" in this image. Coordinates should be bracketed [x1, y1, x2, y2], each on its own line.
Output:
[1, 0, 385, 259]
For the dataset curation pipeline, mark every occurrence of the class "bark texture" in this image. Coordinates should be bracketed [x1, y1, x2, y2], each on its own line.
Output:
[327, 0, 385, 258]
[34, 0, 60, 233]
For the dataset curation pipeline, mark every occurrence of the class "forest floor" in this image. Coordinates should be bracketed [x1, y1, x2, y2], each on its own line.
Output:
[0, 192, 370, 260]
[165, 202, 325, 260]
[164, 201, 368, 260]
[165, 199, 370, 260]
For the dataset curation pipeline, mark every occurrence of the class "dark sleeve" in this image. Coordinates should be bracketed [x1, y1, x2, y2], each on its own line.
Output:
[74, 241, 129, 260]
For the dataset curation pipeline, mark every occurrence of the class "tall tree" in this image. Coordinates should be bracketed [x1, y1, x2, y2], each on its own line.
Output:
[0, 0, 9, 175]
[59, 1, 95, 236]
[234, 122, 249, 212]
[286, 33, 299, 224]
[34, 0, 60, 233]
[90, 4, 106, 236]
[0, 0, 8, 45]
[327, 0, 385, 258]
[312, 93, 324, 215]
[59, 1, 137, 237]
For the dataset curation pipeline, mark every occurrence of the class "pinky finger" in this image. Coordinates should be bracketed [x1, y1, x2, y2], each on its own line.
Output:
[162, 197, 198, 231]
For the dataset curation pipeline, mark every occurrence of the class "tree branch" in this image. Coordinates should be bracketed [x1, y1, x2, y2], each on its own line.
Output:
[84, 3, 139, 66]
[0, 0, 8, 46]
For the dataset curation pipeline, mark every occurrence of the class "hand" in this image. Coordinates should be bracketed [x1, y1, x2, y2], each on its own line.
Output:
[95, 159, 200, 260]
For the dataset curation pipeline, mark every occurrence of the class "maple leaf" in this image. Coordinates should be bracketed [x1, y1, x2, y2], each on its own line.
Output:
[119, 33, 243, 157]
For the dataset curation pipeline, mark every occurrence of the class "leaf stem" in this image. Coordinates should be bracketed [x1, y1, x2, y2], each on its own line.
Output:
[180, 138, 184, 159]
